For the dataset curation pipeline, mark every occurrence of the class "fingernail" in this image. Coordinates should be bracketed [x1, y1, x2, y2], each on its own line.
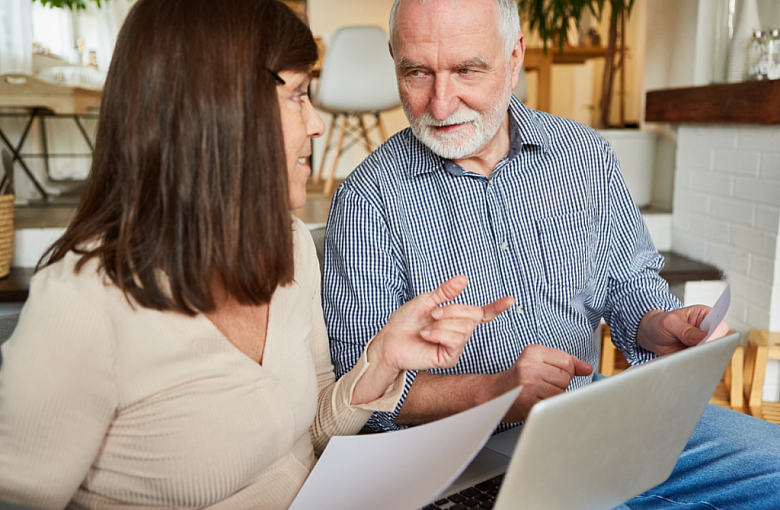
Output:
[431, 308, 443, 319]
[421, 329, 431, 336]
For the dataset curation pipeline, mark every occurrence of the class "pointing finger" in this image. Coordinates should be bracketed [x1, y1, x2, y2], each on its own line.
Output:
[480, 296, 515, 323]
[426, 275, 468, 308]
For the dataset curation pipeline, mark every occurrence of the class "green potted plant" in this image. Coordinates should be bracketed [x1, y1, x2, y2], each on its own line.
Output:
[516, 0, 635, 129]
[32, 0, 107, 9]
[516, 0, 657, 209]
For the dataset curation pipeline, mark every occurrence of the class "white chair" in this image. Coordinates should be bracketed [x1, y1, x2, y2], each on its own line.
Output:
[313, 26, 400, 195]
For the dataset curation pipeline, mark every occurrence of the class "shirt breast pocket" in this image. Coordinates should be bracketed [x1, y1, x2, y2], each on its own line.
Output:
[536, 211, 593, 290]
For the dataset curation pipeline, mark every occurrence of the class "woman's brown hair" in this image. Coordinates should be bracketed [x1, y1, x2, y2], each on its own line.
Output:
[40, 0, 319, 314]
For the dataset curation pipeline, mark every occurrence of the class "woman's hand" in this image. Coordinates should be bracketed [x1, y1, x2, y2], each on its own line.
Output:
[351, 275, 514, 405]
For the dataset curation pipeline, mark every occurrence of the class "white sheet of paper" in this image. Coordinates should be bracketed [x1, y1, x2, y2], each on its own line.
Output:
[626, 284, 732, 372]
[289, 386, 522, 510]
[701, 284, 730, 343]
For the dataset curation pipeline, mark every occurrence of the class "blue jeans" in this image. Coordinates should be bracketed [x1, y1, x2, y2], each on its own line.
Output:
[595, 374, 780, 509]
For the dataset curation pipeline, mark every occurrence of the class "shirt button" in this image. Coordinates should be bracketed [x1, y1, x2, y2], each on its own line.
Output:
[515, 305, 524, 314]
[487, 179, 494, 188]
[500, 241, 509, 251]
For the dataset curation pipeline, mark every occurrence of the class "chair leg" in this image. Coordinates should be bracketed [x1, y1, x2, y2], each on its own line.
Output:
[748, 344, 769, 419]
[324, 114, 348, 196]
[314, 114, 337, 184]
[599, 325, 616, 377]
[358, 115, 372, 153]
[744, 337, 757, 401]
[728, 346, 744, 412]
[376, 112, 389, 142]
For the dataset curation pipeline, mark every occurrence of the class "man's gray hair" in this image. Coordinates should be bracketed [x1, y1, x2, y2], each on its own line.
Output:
[388, 0, 521, 60]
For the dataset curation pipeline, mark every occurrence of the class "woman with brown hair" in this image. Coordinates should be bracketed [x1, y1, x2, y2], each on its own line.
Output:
[0, 0, 512, 509]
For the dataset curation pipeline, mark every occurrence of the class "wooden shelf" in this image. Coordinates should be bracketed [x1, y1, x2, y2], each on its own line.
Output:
[658, 251, 722, 286]
[646, 80, 780, 125]
[0, 268, 34, 303]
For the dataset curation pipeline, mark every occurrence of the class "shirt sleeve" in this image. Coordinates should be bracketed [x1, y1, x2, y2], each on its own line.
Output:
[322, 183, 417, 431]
[306, 227, 405, 454]
[0, 275, 118, 510]
[601, 145, 682, 364]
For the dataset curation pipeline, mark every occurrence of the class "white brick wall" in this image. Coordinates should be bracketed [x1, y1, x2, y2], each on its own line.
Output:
[672, 125, 780, 402]
[672, 125, 780, 334]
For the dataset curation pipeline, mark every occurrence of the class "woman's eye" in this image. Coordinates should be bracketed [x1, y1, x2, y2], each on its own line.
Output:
[291, 90, 307, 104]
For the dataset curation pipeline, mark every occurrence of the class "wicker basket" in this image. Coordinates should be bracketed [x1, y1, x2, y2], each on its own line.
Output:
[0, 195, 14, 278]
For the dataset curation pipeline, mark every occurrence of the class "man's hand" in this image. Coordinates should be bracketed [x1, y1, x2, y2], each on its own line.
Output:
[636, 306, 729, 356]
[491, 345, 593, 423]
[352, 275, 514, 405]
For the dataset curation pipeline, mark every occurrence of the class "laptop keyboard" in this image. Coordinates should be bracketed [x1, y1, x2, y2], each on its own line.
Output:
[420, 474, 504, 510]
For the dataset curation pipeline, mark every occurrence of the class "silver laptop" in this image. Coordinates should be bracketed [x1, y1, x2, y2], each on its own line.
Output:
[427, 332, 741, 510]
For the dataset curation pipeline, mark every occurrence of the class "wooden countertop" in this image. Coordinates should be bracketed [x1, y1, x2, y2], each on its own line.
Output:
[0, 251, 721, 303]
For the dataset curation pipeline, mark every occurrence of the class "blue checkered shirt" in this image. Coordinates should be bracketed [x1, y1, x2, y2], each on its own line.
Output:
[323, 96, 681, 431]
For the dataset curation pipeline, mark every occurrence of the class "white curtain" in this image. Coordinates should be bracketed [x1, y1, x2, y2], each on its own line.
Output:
[0, 0, 33, 75]
[31, 3, 74, 64]
[80, 0, 136, 72]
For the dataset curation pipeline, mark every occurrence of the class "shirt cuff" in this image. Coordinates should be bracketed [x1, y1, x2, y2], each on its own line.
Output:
[335, 336, 407, 414]
[614, 290, 681, 364]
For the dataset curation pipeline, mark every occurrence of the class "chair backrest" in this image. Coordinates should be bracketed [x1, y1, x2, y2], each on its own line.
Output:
[316, 26, 400, 114]
[309, 226, 326, 274]
[0, 312, 20, 370]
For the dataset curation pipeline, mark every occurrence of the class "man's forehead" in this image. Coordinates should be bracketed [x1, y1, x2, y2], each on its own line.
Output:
[393, 0, 502, 62]
[394, 0, 498, 36]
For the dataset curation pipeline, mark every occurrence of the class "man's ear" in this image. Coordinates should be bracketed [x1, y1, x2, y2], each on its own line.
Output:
[510, 33, 526, 90]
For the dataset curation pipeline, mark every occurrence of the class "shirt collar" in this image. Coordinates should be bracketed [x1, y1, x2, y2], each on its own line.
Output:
[407, 95, 550, 179]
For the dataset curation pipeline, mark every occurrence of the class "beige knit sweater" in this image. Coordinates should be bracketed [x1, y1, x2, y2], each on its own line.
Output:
[0, 217, 404, 510]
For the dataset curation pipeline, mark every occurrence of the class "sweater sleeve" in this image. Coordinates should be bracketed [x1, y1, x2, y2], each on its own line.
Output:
[305, 231, 405, 457]
[0, 274, 118, 510]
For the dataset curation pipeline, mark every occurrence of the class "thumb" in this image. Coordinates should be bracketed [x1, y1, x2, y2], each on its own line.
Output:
[681, 325, 707, 346]
[427, 275, 468, 307]
[574, 358, 593, 376]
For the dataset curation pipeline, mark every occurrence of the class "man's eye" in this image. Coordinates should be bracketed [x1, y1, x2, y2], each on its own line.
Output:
[459, 68, 474, 75]
[408, 70, 423, 77]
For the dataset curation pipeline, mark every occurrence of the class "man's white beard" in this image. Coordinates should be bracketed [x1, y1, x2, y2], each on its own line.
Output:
[403, 75, 512, 161]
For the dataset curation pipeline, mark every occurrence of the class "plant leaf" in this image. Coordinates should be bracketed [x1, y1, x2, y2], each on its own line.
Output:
[32, 0, 108, 11]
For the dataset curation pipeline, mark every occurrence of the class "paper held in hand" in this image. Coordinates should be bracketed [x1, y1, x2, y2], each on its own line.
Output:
[289, 387, 523, 510]
[700, 284, 731, 343]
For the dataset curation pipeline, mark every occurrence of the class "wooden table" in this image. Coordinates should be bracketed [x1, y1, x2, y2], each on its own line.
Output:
[0, 74, 101, 199]
[523, 46, 610, 113]
[0, 74, 101, 115]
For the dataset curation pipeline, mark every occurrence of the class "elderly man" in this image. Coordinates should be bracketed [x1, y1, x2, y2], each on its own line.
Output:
[323, 0, 780, 506]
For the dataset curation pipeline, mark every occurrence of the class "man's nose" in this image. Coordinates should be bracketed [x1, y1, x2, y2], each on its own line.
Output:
[430, 75, 459, 121]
